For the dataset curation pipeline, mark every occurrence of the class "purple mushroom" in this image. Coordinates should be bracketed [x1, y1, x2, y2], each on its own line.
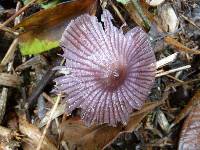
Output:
[54, 9, 156, 126]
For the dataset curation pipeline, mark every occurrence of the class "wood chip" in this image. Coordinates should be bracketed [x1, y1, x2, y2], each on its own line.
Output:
[0, 73, 21, 87]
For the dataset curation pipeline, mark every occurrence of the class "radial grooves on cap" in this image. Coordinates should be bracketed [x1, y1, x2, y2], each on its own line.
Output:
[55, 9, 156, 126]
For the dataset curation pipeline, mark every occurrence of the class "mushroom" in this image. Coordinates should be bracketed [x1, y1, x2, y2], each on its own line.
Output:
[54, 9, 156, 126]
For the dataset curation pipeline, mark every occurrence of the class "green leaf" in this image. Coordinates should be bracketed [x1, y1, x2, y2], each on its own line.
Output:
[19, 38, 59, 55]
[41, 0, 60, 9]
[116, 0, 129, 4]
[22, 0, 59, 9]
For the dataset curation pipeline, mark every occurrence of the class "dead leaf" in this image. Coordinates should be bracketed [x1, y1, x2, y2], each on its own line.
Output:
[0, 126, 19, 143]
[126, 101, 164, 131]
[159, 3, 179, 32]
[14, 0, 97, 55]
[19, 116, 57, 150]
[164, 36, 200, 55]
[124, 2, 144, 28]
[172, 89, 200, 126]
[61, 101, 164, 150]
[178, 102, 200, 149]
[39, 103, 66, 128]
[15, 0, 97, 31]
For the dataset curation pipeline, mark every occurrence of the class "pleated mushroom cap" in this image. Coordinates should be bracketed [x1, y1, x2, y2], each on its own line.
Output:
[54, 9, 156, 126]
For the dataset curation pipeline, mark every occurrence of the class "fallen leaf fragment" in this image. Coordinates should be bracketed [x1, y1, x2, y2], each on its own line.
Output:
[19, 38, 59, 55]
[116, 0, 129, 4]
[146, 0, 165, 6]
[61, 101, 164, 150]
[179, 102, 200, 149]
[164, 36, 200, 55]
[118, 0, 144, 27]
[15, 55, 47, 71]
[61, 117, 102, 149]
[171, 89, 200, 127]
[14, 0, 97, 55]
[123, 0, 151, 29]
[19, 117, 57, 150]
[39, 103, 65, 128]
[0, 125, 20, 149]
[0, 126, 19, 142]
[15, 0, 96, 31]
[159, 3, 179, 32]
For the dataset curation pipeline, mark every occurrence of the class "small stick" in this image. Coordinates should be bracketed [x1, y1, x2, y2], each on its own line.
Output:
[0, 24, 19, 35]
[1, 38, 19, 66]
[156, 65, 191, 77]
[131, 0, 151, 29]
[27, 58, 62, 120]
[109, 0, 126, 25]
[42, 92, 54, 104]
[165, 74, 184, 83]
[0, 0, 37, 30]
[156, 53, 179, 69]
[0, 1, 22, 124]
[27, 66, 57, 115]
[166, 78, 200, 90]
[181, 14, 200, 31]
[36, 94, 61, 150]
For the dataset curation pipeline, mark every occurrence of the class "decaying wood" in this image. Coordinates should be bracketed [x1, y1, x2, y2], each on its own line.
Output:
[0, 73, 21, 87]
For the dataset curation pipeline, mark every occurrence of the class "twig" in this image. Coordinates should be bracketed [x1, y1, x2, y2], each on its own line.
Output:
[156, 65, 191, 77]
[39, 103, 66, 128]
[0, 0, 37, 30]
[166, 78, 200, 90]
[42, 92, 54, 104]
[0, 1, 22, 124]
[0, 88, 8, 123]
[165, 74, 183, 83]
[1, 38, 19, 66]
[27, 66, 58, 116]
[0, 24, 19, 36]
[156, 53, 179, 69]
[36, 94, 61, 150]
[27, 58, 62, 120]
[181, 14, 200, 31]
[109, 0, 126, 25]
[131, 0, 151, 29]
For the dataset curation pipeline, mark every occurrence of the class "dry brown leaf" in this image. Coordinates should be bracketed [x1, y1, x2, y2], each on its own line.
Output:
[124, 3, 144, 28]
[77, 125, 122, 150]
[179, 102, 200, 149]
[15, 0, 97, 42]
[14, 0, 97, 55]
[15, 0, 97, 31]
[172, 89, 200, 126]
[0, 126, 19, 143]
[164, 36, 200, 55]
[61, 101, 164, 150]
[19, 117, 56, 150]
[121, 0, 154, 30]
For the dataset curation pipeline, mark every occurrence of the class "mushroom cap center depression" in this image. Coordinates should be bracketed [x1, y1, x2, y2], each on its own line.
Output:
[96, 61, 127, 91]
